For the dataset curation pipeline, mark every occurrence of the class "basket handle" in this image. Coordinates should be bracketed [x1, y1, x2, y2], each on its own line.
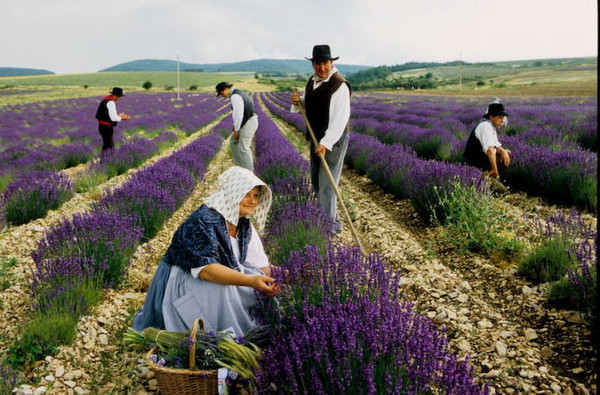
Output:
[188, 318, 204, 369]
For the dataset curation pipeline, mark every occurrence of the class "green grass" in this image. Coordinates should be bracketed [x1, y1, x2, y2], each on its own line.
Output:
[0, 257, 18, 292]
[517, 238, 576, 284]
[0, 71, 251, 91]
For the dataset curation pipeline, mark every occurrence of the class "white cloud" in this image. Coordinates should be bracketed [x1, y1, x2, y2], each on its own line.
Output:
[0, 0, 596, 73]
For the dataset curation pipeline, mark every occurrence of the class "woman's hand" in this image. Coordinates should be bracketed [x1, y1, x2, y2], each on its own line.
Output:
[200, 264, 279, 297]
[250, 275, 279, 298]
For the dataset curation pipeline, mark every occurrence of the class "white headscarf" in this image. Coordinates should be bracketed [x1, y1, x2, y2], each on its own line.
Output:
[204, 166, 272, 233]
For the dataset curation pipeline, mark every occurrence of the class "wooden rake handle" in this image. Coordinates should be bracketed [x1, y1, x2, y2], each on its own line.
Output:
[297, 101, 367, 256]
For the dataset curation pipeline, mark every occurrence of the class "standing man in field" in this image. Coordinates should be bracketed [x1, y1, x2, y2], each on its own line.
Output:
[95, 87, 130, 151]
[291, 44, 351, 235]
[463, 99, 511, 193]
[216, 82, 258, 171]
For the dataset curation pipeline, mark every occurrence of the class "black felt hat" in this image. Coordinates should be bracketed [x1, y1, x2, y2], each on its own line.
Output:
[215, 82, 232, 96]
[305, 44, 339, 62]
[110, 87, 124, 97]
[484, 103, 509, 118]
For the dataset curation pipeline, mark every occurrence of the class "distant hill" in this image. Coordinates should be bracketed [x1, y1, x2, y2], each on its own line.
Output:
[346, 56, 597, 90]
[99, 58, 371, 76]
[0, 67, 55, 77]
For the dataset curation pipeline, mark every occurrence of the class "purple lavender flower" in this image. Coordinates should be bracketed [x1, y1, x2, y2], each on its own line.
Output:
[256, 245, 486, 394]
[1, 170, 74, 226]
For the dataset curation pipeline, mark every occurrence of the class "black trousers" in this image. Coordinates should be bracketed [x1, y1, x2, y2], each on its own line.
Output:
[99, 123, 115, 151]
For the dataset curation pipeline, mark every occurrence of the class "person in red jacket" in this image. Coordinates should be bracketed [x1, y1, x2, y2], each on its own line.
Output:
[95, 87, 130, 151]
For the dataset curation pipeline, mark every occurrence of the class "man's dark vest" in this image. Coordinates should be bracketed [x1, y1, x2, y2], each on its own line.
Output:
[463, 122, 491, 171]
[95, 95, 117, 126]
[305, 72, 351, 143]
[230, 89, 255, 129]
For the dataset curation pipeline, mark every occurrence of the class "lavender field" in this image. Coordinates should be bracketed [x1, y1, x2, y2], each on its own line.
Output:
[0, 84, 596, 394]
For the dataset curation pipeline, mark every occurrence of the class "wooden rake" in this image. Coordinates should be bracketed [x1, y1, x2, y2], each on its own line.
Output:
[297, 100, 367, 256]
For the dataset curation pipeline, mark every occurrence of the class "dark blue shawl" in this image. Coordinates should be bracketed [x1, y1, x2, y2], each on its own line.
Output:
[132, 205, 252, 330]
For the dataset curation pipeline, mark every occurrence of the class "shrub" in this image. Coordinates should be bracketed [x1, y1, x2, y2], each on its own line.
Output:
[265, 200, 332, 264]
[256, 246, 486, 394]
[74, 165, 109, 193]
[0, 365, 18, 393]
[59, 142, 94, 168]
[431, 181, 522, 257]
[518, 238, 575, 283]
[548, 236, 597, 324]
[526, 210, 597, 325]
[31, 257, 104, 315]
[96, 162, 193, 241]
[6, 314, 76, 369]
[2, 171, 74, 226]
[99, 137, 159, 178]
[32, 211, 142, 287]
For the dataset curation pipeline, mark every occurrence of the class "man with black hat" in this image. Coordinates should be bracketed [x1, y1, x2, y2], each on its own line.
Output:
[215, 82, 258, 171]
[291, 44, 351, 234]
[463, 98, 511, 193]
[95, 87, 130, 151]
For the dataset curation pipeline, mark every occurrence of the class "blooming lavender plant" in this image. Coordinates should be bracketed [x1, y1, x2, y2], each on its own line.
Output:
[1, 170, 74, 226]
[524, 209, 598, 324]
[255, 245, 486, 395]
[32, 209, 142, 287]
[98, 137, 159, 178]
[503, 136, 597, 211]
[264, 200, 333, 264]
[0, 364, 18, 393]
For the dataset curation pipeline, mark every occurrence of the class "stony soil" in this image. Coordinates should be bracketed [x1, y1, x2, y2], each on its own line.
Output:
[2, 103, 596, 395]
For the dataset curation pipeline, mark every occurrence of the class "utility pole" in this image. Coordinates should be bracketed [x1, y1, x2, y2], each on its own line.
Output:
[458, 52, 463, 91]
[177, 54, 181, 100]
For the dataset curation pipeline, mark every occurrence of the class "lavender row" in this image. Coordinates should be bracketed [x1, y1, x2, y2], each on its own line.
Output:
[260, 93, 483, 224]
[0, 92, 226, 190]
[0, 133, 171, 228]
[251, 98, 486, 393]
[274, 91, 597, 211]
[351, 93, 596, 151]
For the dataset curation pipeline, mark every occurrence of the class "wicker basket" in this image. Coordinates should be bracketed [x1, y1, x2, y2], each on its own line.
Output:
[145, 318, 218, 395]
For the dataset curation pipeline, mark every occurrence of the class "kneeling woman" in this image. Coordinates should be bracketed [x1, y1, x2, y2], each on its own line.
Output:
[133, 166, 276, 336]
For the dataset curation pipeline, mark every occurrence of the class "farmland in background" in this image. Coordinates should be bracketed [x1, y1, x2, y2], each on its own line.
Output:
[0, 71, 253, 95]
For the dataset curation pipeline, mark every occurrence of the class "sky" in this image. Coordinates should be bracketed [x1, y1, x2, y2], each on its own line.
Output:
[1, 0, 597, 74]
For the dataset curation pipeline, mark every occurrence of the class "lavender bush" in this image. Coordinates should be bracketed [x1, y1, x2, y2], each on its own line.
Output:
[522, 210, 598, 324]
[99, 137, 160, 178]
[503, 136, 597, 212]
[431, 181, 522, 257]
[0, 365, 18, 393]
[255, 246, 486, 395]
[32, 210, 142, 287]
[264, 200, 332, 264]
[1, 171, 73, 226]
